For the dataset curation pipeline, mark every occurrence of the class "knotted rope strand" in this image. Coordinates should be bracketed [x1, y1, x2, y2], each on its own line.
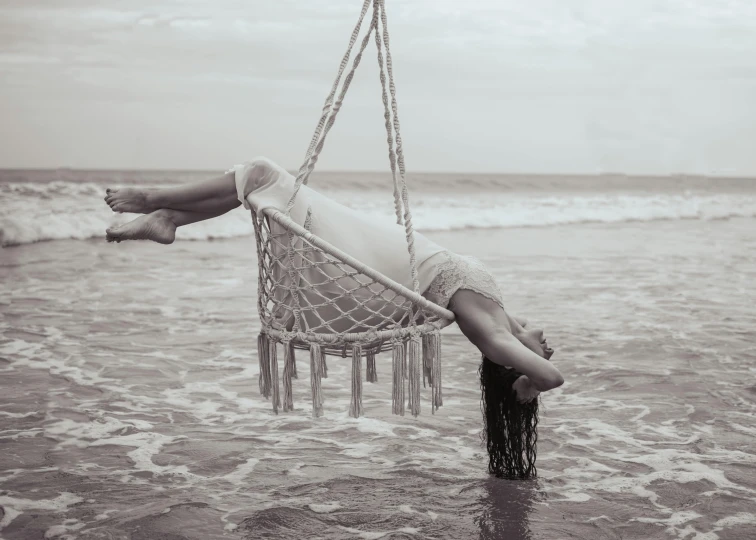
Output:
[286, 0, 378, 213]
[377, 0, 420, 297]
[373, 8, 403, 225]
[298, 0, 372, 187]
[372, 1, 413, 327]
[282, 0, 376, 333]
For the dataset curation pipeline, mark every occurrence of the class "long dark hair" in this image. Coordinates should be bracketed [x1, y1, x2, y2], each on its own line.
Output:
[479, 355, 539, 479]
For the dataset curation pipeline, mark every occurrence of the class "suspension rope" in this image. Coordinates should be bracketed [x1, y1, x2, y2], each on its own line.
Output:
[375, 0, 420, 297]
[300, 0, 371, 178]
[283, 1, 378, 333]
[284, 0, 422, 316]
[286, 0, 376, 213]
[373, 5, 402, 226]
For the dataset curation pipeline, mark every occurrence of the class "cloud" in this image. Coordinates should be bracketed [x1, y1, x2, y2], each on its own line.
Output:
[1, 0, 756, 173]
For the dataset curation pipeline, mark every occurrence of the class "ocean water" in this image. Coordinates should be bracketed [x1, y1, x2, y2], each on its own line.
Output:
[1, 169, 756, 247]
[1, 169, 756, 539]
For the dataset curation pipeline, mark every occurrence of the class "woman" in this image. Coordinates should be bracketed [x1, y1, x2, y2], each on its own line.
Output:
[105, 157, 564, 478]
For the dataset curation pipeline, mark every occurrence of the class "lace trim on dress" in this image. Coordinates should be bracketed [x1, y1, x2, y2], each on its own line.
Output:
[423, 251, 505, 311]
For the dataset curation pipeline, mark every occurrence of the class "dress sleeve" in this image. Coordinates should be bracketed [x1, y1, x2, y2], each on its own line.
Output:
[228, 157, 281, 210]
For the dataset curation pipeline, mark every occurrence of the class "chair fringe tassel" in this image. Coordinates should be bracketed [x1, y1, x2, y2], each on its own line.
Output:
[289, 341, 298, 380]
[366, 350, 378, 383]
[257, 333, 271, 399]
[424, 331, 443, 413]
[320, 346, 328, 379]
[422, 334, 432, 388]
[310, 342, 324, 418]
[392, 340, 406, 416]
[257, 332, 443, 418]
[349, 344, 363, 418]
[407, 335, 422, 417]
[282, 340, 295, 412]
[270, 340, 280, 414]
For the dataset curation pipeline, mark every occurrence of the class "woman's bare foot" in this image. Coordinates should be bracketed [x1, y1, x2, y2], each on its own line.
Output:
[106, 211, 176, 244]
[104, 187, 154, 213]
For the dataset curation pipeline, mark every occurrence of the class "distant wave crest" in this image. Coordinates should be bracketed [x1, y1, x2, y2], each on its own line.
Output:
[2, 181, 756, 247]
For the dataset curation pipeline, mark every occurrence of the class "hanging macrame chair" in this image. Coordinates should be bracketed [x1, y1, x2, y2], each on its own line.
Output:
[252, 0, 455, 418]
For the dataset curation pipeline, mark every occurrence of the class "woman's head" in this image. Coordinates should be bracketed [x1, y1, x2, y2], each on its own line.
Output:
[479, 356, 539, 479]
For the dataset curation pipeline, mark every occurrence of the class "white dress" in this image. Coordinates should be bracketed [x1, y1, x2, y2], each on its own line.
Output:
[229, 158, 504, 329]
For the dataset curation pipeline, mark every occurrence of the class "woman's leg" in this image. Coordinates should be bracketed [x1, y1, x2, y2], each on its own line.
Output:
[105, 207, 232, 244]
[105, 171, 240, 215]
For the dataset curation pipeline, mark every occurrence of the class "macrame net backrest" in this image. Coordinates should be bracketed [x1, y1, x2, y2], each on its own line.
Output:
[252, 0, 454, 419]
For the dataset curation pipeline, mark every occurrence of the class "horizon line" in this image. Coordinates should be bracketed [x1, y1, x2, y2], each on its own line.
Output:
[0, 166, 754, 180]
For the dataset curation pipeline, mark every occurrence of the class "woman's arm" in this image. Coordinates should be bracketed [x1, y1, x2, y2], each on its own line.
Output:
[475, 332, 563, 391]
[451, 290, 564, 391]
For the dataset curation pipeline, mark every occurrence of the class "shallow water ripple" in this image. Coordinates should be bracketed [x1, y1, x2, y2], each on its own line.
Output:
[1, 218, 755, 539]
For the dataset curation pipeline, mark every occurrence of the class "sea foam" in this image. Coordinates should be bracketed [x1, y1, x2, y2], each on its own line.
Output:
[2, 178, 756, 247]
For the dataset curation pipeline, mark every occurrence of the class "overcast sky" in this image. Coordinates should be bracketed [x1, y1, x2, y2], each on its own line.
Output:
[1, 0, 755, 174]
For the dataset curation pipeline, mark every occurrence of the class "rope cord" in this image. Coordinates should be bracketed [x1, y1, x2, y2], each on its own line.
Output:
[288, 8, 377, 208]
[377, 0, 421, 297]
[373, 6, 402, 225]
[300, 0, 371, 180]
[284, 0, 374, 332]
[282, 0, 423, 336]
[286, 0, 375, 213]
[372, 0, 418, 327]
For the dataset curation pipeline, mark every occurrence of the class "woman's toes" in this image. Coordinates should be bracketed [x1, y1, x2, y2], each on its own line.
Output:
[104, 213, 175, 244]
[101, 187, 149, 214]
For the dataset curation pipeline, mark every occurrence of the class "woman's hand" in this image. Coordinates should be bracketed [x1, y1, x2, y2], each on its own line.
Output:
[512, 375, 541, 403]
